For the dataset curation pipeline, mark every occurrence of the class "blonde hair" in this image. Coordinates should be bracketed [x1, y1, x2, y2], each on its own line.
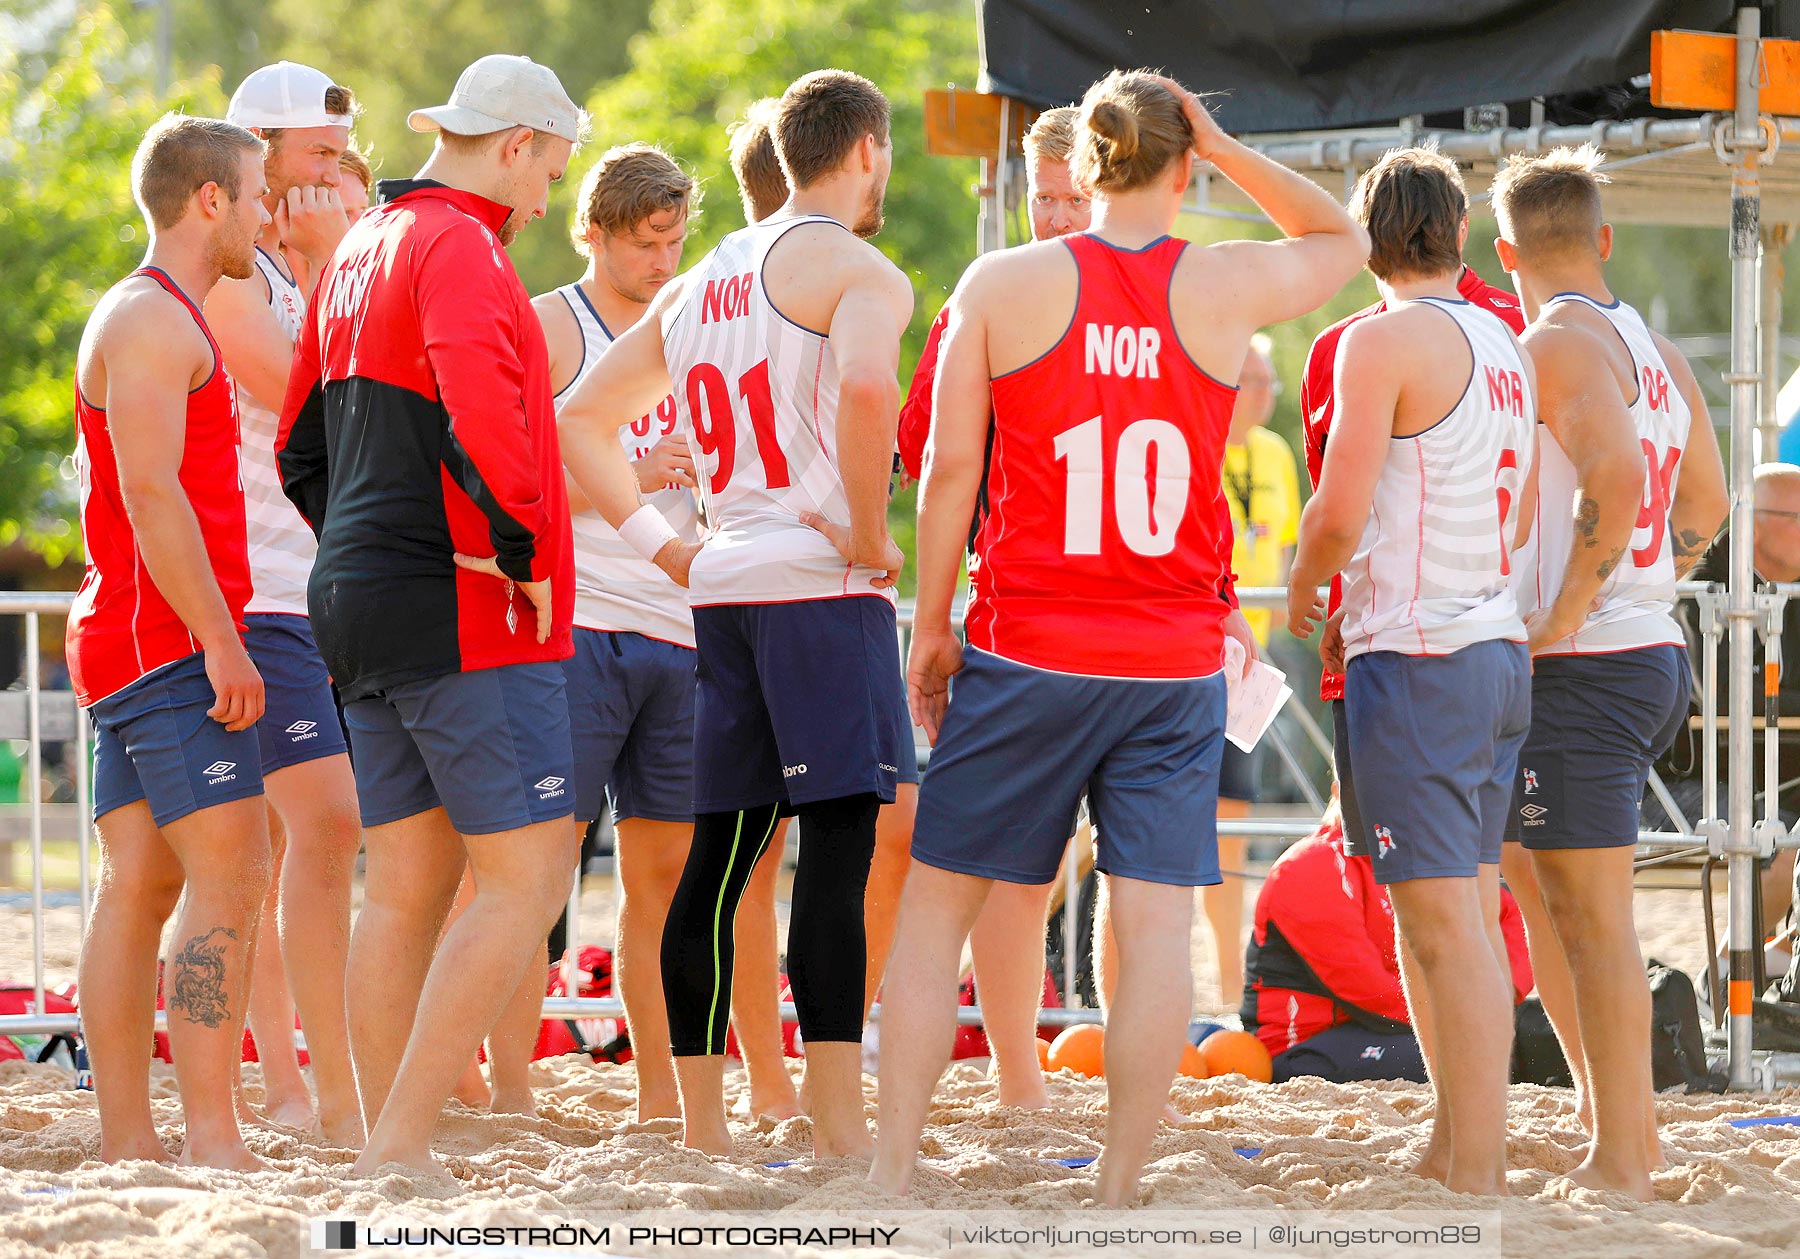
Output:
[1491, 144, 1610, 260]
[571, 143, 698, 255]
[1023, 106, 1079, 165]
[728, 98, 789, 223]
[337, 145, 374, 192]
[131, 113, 262, 231]
[1347, 146, 1467, 281]
[1071, 71, 1193, 194]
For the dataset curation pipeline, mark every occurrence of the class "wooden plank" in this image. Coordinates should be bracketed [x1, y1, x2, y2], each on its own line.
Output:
[1651, 28, 1800, 115]
[924, 88, 1034, 158]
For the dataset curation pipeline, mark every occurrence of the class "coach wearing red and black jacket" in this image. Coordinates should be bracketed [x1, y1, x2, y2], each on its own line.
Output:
[276, 54, 586, 1176]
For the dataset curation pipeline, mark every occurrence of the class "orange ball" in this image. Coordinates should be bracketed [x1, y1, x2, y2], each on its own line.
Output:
[1198, 1029, 1273, 1083]
[1047, 1024, 1105, 1078]
[1177, 1040, 1206, 1079]
[1036, 1037, 1054, 1070]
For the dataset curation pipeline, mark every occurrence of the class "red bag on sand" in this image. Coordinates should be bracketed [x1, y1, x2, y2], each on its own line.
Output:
[951, 970, 1064, 1059]
[0, 985, 78, 1063]
[723, 973, 805, 1060]
[527, 945, 632, 1064]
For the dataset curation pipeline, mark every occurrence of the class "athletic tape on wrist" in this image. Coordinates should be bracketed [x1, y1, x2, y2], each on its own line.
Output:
[619, 504, 679, 563]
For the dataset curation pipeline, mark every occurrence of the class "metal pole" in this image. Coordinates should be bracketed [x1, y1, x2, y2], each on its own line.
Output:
[76, 704, 91, 925]
[1760, 225, 1786, 459]
[1725, 5, 1765, 1090]
[26, 612, 46, 1019]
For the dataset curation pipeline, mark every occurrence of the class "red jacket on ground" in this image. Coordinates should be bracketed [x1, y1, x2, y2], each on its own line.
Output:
[1242, 813, 1534, 1057]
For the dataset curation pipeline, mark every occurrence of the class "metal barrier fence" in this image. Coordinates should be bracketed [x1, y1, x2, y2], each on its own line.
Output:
[4, 584, 1797, 1062]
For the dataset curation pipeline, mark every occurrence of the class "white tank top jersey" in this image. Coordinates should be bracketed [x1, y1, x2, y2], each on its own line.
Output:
[659, 215, 897, 608]
[1513, 294, 1689, 656]
[555, 282, 701, 648]
[237, 246, 317, 617]
[1339, 297, 1534, 662]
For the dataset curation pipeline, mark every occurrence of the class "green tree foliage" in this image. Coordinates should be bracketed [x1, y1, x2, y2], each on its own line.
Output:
[585, 0, 980, 587]
[0, 4, 217, 561]
[585, 0, 980, 365]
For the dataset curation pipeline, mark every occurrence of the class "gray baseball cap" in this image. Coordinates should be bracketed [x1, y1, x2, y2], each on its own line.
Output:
[408, 55, 583, 141]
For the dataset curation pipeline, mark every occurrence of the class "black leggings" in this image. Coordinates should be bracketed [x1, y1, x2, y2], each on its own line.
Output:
[662, 794, 879, 1056]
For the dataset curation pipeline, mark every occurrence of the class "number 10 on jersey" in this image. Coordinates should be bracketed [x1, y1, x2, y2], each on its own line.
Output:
[1053, 416, 1193, 557]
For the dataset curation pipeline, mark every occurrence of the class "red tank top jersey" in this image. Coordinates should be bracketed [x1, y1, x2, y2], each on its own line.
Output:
[66, 268, 252, 706]
[968, 234, 1238, 679]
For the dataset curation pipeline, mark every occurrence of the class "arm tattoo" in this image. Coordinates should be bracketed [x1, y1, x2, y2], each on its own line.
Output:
[168, 926, 238, 1029]
[1672, 527, 1710, 576]
[1575, 495, 1602, 548]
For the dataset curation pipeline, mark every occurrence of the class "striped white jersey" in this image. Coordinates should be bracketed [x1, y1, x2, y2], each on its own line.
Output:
[1339, 297, 1534, 661]
[238, 247, 317, 616]
[660, 215, 896, 607]
[555, 282, 700, 647]
[1513, 294, 1688, 656]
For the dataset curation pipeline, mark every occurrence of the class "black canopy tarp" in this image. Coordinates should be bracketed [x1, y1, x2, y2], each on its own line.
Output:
[978, 0, 1799, 132]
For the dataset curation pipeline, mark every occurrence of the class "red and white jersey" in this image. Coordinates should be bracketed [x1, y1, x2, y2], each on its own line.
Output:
[555, 282, 700, 647]
[1515, 293, 1688, 656]
[237, 246, 317, 617]
[66, 268, 252, 706]
[660, 215, 893, 607]
[1339, 297, 1533, 662]
[967, 233, 1238, 679]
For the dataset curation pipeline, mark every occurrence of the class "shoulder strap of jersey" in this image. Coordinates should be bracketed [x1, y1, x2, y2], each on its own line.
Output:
[130, 267, 221, 354]
[559, 281, 614, 346]
[255, 246, 298, 294]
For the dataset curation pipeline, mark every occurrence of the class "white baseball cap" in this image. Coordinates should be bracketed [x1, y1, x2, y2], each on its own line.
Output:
[408, 55, 583, 142]
[227, 61, 352, 130]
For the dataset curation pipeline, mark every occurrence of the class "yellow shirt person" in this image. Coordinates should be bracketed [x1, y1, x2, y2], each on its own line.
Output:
[1224, 338, 1301, 643]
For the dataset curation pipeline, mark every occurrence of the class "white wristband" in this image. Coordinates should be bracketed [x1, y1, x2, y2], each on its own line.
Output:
[618, 504, 679, 563]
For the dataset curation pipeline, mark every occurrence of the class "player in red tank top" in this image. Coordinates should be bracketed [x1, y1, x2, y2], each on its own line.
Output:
[67, 115, 274, 1172]
[870, 72, 1369, 1207]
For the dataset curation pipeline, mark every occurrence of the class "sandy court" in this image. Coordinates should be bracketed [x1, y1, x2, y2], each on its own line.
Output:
[4, 858, 1799, 1258]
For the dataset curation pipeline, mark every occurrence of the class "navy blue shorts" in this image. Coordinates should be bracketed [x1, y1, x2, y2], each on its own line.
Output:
[564, 628, 696, 824]
[244, 614, 349, 775]
[691, 596, 908, 812]
[343, 662, 574, 835]
[913, 646, 1227, 887]
[1339, 639, 1531, 884]
[1506, 644, 1689, 850]
[1272, 1024, 1427, 1085]
[91, 652, 265, 827]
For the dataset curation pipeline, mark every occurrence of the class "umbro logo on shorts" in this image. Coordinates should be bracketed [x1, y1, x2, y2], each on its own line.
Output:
[204, 761, 238, 785]
[783, 764, 809, 779]
[1520, 803, 1549, 825]
[286, 720, 319, 742]
[535, 776, 567, 798]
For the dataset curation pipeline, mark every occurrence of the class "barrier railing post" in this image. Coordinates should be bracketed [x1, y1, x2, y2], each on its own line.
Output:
[26, 611, 46, 1021]
[1722, 4, 1766, 1089]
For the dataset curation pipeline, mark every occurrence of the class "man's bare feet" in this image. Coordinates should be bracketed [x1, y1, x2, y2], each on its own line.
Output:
[450, 1060, 491, 1108]
[262, 1094, 316, 1130]
[351, 1144, 451, 1178]
[681, 1116, 733, 1157]
[99, 1133, 174, 1165]
[994, 1075, 1052, 1110]
[1563, 1159, 1654, 1202]
[749, 1079, 805, 1121]
[812, 1121, 874, 1161]
[178, 1139, 272, 1172]
[488, 1088, 536, 1118]
[1408, 1133, 1450, 1184]
[316, 1112, 367, 1150]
